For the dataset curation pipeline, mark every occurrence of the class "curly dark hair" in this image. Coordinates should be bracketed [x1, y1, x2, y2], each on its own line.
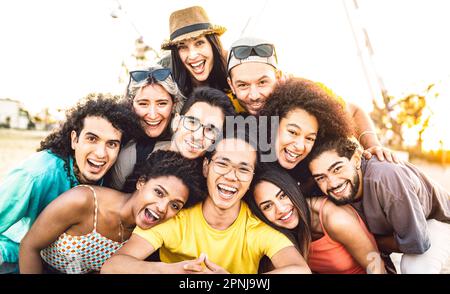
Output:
[260, 77, 354, 145]
[307, 136, 360, 165]
[39, 94, 141, 157]
[123, 150, 206, 208]
[38, 94, 142, 186]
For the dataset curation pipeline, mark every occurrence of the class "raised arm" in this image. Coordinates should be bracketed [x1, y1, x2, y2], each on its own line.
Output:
[19, 186, 92, 273]
[323, 203, 386, 274]
[347, 102, 398, 163]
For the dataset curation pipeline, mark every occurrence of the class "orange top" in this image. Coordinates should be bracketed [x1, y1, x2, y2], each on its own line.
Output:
[307, 198, 377, 274]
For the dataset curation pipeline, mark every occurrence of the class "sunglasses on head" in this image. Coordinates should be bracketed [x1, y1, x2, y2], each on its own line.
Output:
[129, 68, 172, 84]
[231, 43, 276, 60]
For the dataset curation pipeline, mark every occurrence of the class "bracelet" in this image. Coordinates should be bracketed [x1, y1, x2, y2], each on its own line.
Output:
[358, 130, 377, 143]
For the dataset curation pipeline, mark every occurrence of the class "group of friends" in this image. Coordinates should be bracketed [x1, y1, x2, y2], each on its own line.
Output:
[1, 6, 449, 274]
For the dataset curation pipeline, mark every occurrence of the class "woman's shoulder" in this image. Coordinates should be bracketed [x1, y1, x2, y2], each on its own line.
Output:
[321, 200, 360, 235]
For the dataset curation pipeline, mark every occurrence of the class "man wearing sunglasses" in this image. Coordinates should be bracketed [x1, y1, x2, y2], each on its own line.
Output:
[227, 36, 398, 163]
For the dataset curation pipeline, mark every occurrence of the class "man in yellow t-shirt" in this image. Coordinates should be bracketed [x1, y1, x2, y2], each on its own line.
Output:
[102, 130, 311, 274]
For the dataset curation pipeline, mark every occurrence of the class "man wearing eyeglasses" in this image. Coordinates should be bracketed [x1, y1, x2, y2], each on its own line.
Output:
[227, 36, 398, 163]
[102, 129, 311, 274]
[168, 87, 235, 159]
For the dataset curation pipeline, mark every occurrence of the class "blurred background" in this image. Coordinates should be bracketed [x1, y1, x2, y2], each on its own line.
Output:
[1, 0, 450, 190]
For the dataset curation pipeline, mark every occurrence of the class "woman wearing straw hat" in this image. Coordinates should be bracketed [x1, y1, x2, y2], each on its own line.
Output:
[161, 6, 230, 97]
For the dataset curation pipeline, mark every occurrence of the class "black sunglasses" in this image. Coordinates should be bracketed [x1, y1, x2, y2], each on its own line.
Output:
[231, 43, 276, 60]
[129, 68, 172, 83]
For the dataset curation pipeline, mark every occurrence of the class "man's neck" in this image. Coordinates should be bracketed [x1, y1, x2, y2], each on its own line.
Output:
[202, 197, 241, 231]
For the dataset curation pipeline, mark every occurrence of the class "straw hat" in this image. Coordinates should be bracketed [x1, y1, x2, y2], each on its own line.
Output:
[161, 6, 226, 50]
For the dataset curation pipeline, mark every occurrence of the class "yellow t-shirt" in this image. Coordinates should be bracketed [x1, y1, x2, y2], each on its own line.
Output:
[227, 91, 247, 114]
[133, 201, 293, 274]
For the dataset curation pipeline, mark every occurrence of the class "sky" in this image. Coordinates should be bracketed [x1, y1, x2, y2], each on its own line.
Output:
[1, 0, 449, 149]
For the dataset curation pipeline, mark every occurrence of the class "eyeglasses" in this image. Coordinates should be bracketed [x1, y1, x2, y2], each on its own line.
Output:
[129, 68, 172, 84]
[181, 115, 220, 141]
[210, 158, 254, 182]
[231, 43, 276, 60]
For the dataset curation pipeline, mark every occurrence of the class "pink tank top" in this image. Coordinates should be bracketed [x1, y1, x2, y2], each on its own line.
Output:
[40, 185, 125, 273]
[307, 198, 377, 274]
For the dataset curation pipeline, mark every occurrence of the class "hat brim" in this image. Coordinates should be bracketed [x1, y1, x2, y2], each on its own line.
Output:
[161, 25, 226, 50]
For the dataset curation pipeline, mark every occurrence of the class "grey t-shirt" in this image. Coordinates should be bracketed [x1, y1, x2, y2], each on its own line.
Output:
[352, 158, 450, 254]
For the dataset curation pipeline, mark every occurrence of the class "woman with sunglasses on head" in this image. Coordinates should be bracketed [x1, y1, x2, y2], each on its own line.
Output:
[160, 6, 230, 98]
[19, 150, 206, 274]
[247, 164, 386, 274]
[107, 65, 186, 191]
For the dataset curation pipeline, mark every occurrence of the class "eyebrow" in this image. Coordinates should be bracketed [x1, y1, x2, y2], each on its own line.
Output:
[215, 157, 253, 167]
[156, 184, 168, 196]
[84, 132, 99, 138]
[85, 131, 121, 144]
[286, 123, 317, 135]
[258, 189, 283, 208]
[135, 97, 170, 102]
[286, 123, 301, 129]
[234, 75, 270, 84]
[311, 161, 343, 177]
[173, 199, 186, 206]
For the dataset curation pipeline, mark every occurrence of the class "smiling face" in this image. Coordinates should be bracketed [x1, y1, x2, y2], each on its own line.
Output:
[71, 116, 122, 183]
[276, 108, 318, 169]
[177, 35, 214, 85]
[171, 102, 224, 159]
[228, 62, 278, 115]
[203, 138, 257, 211]
[309, 150, 363, 206]
[254, 180, 300, 229]
[133, 175, 189, 229]
[133, 83, 173, 138]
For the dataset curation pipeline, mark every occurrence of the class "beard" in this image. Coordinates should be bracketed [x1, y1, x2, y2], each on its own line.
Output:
[327, 170, 360, 206]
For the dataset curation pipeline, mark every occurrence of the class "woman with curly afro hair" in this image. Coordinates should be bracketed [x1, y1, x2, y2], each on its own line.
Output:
[0, 94, 140, 266]
[260, 77, 354, 169]
[258, 77, 355, 195]
[20, 150, 206, 273]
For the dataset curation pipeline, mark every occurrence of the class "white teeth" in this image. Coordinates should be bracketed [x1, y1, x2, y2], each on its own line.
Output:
[280, 210, 293, 220]
[333, 182, 348, 194]
[186, 140, 202, 149]
[147, 209, 160, 220]
[284, 149, 301, 162]
[88, 159, 105, 166]
[191, 61, 204, 67]
[218, 184, 237, 193]
[146, 120, 161, 126]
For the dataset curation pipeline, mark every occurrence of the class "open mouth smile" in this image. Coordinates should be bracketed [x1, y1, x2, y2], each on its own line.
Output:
[189, 60, 206, 74]
[217, 183, 238, 200]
